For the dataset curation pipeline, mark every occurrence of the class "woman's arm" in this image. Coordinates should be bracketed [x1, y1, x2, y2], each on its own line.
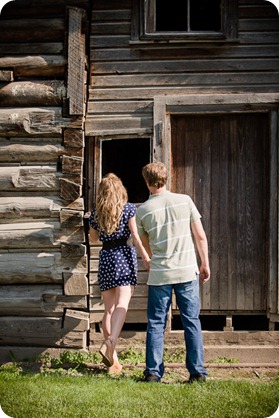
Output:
[128, 216, 150, 271]
[89, 227, 99, 243]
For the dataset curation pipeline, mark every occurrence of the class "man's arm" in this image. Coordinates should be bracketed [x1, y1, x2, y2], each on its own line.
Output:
[139, 232, 152, 259]
[191, 219, 210, 284]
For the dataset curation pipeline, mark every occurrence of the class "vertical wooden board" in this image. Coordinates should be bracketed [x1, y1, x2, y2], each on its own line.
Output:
[67, 7, 86, 115]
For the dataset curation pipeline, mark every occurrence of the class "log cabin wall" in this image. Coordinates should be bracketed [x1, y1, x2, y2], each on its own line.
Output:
[0, 0, 90, 361]
[86, 0, 279, 343]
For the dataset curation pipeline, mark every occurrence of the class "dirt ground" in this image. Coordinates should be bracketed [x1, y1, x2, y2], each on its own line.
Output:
[1, 361, 278, 384]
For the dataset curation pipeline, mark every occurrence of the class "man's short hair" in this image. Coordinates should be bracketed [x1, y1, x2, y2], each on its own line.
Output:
[142, 162, 167, 189]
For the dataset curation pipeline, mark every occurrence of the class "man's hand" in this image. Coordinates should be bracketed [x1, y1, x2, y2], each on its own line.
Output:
[200, 265, 210, 284]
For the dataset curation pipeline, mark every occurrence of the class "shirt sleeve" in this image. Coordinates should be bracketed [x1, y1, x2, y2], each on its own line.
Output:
[127, 202, 136, 219]
[189, 197, 201, 223]
[89, 209, 99, 230]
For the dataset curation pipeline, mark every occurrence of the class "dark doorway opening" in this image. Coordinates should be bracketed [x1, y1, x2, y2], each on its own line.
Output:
[102, 138, 150, 203]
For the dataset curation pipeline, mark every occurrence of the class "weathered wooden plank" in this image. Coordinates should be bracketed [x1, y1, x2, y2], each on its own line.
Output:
[90, 45, 279, 61]
[62, 156, 83, 174]
[63, 128, 84, 148]
[63, 272, 88, 296]
[60, 178, 82, 201]
[91, 22, 131, 35]
[85, 116, 153, 136]
[60, 209, 84, 227]
[239, 18, 279, 31]
[91, 59, 279, 76]
[0, 56, 66, 77]
[87, 80, 279, 101]
[239, 31, 279, 43]
[0, 107, 73, 136]
[0, 81, 66, 106]
[87, 100, 153, 114]
[0, 166, 59, 191]
[89, 71, 279, 91]
[64, 309, 89, 331]
[67, 7, 86, 115]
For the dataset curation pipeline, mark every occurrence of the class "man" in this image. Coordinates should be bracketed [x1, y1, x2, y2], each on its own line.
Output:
[136, 162, 210, 383]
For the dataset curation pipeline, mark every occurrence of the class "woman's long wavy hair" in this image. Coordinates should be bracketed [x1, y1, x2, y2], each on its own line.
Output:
[94, 173, 128, 235]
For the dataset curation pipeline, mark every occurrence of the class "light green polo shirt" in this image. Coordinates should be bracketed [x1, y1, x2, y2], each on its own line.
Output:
[136, 191, 201, 285]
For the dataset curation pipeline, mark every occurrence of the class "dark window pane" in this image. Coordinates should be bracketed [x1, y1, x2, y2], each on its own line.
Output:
[190, 0, 221, 31]
[156, 0, 188, 31]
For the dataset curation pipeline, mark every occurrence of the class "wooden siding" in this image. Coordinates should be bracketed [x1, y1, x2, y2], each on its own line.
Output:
[86, 0, 279, 333]
[86, 0, 279, 136]
[0, 0, 89, 354]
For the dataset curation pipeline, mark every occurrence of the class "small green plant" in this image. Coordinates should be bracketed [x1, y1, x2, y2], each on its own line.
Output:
[208, 357, 239, 364]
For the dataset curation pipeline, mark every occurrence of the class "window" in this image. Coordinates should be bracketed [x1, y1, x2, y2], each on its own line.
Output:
[132, 0, 238, 42]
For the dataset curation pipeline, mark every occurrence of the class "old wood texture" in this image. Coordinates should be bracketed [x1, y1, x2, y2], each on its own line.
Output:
[86, 0, 279, 331]
[0, 0, 89, 352]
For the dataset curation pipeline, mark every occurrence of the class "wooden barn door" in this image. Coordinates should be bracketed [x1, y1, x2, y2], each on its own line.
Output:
[170, 113, 270, 313]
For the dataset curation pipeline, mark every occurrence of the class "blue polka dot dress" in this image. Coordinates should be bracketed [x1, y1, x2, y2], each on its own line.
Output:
[89, 203, 138, 292]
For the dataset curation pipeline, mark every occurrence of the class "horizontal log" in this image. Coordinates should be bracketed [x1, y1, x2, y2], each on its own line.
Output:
[0, 143, 64, 162]
[0, 196, 84, 220]
[0, 107, 73, 136]
[0, 284, 87, 314]
[0, 316, 63, 337]
[0, 81, 66, 106]
[0, 43, 64, 55]
[0, 222, 84, 249]
[0, 18, 65, 43]
[0, 56, 66, 77]
[0, 196, 61, 219]
[0, 317, 87, 348]
[0, 252, 87, 284]
[0, 166, 59, 191]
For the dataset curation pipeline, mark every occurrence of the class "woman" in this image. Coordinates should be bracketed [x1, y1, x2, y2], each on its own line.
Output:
[89, 173, 150, 373]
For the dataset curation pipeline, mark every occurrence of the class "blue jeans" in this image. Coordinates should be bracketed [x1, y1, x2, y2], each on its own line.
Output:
[144, 278, 207, 379]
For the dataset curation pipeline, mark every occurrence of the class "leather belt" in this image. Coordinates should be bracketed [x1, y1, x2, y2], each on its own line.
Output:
[102, 238, 128, 250]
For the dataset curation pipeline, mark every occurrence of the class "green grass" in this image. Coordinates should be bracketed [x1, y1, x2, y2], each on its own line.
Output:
[0, 351, 278, 418]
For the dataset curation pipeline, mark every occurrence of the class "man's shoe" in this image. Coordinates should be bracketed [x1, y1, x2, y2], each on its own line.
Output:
[144, 374, 161, 383]
[188, 373, 206, 384]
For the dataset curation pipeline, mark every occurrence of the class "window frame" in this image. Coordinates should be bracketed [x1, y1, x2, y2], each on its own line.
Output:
[131, 0, 238, 43]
